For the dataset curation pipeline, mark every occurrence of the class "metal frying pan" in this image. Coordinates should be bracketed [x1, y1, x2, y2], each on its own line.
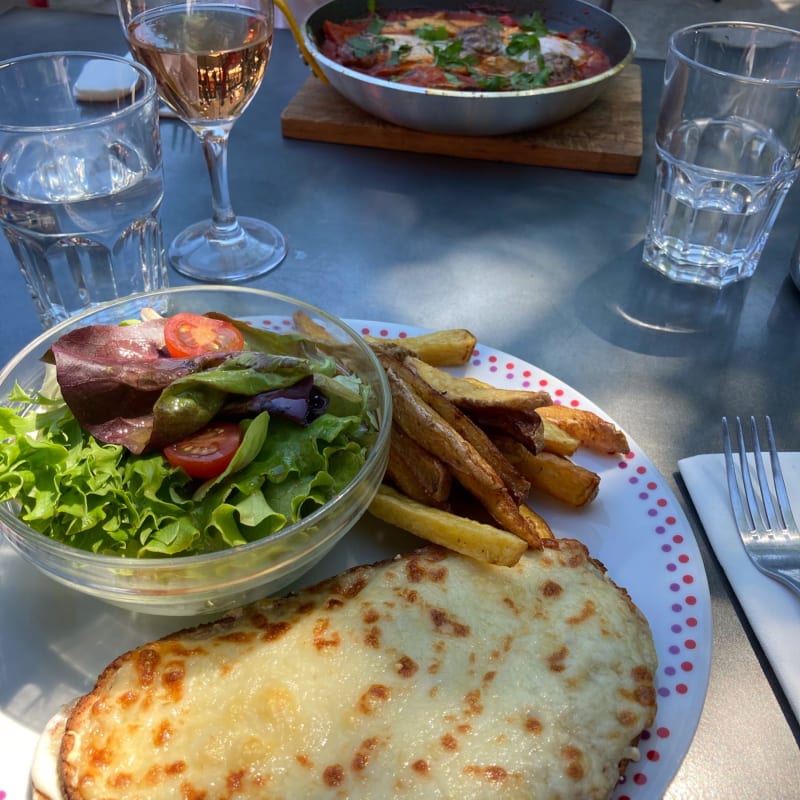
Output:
[295, 0, 636, 135]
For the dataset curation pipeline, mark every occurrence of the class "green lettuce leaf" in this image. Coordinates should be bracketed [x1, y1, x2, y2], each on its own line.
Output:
[0, 372, 373, 559]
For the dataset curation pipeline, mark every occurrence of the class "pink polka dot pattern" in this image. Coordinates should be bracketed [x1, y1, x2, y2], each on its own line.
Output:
[257, 316, 295, 331]
[465, 345, 706, 796]
[355, 323, 711, 800]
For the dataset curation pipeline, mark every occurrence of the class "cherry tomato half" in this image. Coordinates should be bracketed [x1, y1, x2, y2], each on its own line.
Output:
[164, 313, 245, 358]
[164, 422, 243, 479]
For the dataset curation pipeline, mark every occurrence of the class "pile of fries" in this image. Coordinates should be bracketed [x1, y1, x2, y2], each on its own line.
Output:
[294, 315, 629, 568]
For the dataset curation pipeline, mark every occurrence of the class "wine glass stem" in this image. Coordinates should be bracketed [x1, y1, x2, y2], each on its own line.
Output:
[200, 129, 241, 239]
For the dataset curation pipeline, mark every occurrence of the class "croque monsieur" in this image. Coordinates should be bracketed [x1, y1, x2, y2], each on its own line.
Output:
[33, 539, 657, 800]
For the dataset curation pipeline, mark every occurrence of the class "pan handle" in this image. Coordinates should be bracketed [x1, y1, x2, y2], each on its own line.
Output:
[274, 0, 330, 83]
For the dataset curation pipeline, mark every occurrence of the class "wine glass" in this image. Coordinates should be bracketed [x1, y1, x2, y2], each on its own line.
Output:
[117, 0, 287, 282]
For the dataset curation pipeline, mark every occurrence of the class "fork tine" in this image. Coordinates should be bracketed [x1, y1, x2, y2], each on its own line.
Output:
[722, 415, 800, 598]
[749, 415, 779, 530]
[734, 416, 760, 532]
[765, 415, 797, 532]
[722, 416, 754, 534]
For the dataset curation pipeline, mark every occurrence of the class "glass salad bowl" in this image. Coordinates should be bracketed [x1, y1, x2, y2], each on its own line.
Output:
[0, 287, 391, 616]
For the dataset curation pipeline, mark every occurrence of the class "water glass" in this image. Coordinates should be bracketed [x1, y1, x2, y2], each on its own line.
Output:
[643, 23, 800, 288]
[0, 51, 168, 328]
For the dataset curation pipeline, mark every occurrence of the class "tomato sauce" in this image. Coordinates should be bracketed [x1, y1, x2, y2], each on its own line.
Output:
[319, 10, 612, 92]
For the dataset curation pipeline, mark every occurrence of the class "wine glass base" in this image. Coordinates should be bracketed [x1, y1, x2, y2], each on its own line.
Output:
[168, 217, 287, 283]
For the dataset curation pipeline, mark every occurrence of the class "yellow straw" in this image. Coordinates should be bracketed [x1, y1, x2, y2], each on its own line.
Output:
[274, 0, 330, 84]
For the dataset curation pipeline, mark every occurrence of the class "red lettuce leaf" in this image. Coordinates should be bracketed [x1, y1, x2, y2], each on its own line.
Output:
[46, 322, 334, 456]
[48, 321, 235, 454]
[221, 375, 328, 425]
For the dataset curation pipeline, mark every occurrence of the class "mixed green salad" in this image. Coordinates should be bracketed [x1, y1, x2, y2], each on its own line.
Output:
[0, 311, 380, 558]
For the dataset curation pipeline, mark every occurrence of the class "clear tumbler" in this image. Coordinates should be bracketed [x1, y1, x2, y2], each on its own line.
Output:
[643, 23, 800, 288]
[0, 51, 168, 328]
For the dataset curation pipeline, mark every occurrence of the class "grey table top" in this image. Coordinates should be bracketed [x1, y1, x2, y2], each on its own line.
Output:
[1, 8, 799, 799]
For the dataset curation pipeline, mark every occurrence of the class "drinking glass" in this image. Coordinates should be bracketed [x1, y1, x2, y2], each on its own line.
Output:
[0, 51, 167, 329]
[117, 0, 287, 282]
[643, 22, 800, 288]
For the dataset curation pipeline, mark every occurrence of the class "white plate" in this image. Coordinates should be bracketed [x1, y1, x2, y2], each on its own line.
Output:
[0, 320, 711, 800]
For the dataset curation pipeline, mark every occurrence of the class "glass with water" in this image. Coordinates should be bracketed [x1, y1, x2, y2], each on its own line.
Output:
[0, 52, 168, 328]
[643, 23, 800, 288]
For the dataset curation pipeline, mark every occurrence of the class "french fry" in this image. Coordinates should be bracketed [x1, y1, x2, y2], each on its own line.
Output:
[463, 376, 494, 389]
[495, 436, 600, 507]
[290, 310, 371, 375]
[466, 409, 545, 455]
[366, 329, 477, 366]
[448, 368, 624, 456]
[537, 405, 629, 455]
[387, 427, 451, 508]
[380, 352, 531, 505]
[541, 419, 580, 456]
[292, 313, 623, 556]
[292, 309, 339, 344]
[369, 485, 527, 566]
[518, 504, 555, 540]
[448, 488, 555, 543]
[405, 356, 552, 412]
[382, 358, 541, 549]
[403, 354, 549, 452]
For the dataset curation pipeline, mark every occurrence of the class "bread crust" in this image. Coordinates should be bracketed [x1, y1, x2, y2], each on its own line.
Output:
[39, 540, 657, 800]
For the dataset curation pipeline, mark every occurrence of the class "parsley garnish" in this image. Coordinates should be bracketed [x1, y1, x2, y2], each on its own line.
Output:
[385, 43, 413, 66]
[506, 32, 542, 59]
[434, 40, 476, 70]
[346, 34, 392, 60]
[519, 12, 549, 35]
[417, 24, 451, 41]
[476, 73, 510, 91]
[366, 16, 385, 34]
[510, 69, 552, 89]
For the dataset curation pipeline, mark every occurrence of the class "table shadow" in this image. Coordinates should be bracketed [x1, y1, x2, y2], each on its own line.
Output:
[0, 515, 415, 736]
[574, 243, 750, 359]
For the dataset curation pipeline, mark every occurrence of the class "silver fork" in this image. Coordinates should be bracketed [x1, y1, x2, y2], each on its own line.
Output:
[722, 415, 800, 598]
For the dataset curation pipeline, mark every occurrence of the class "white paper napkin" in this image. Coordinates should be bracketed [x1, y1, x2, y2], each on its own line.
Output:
[74, 58, 141, 102]
[73, 54, 179, 119]
[678, 452, 800, 721]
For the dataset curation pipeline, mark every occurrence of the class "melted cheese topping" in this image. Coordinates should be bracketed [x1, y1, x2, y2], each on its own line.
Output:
[37, 541, 658, 800]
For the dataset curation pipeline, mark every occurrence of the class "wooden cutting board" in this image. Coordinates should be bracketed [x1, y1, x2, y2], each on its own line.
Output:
[280, 65, 642, 175]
